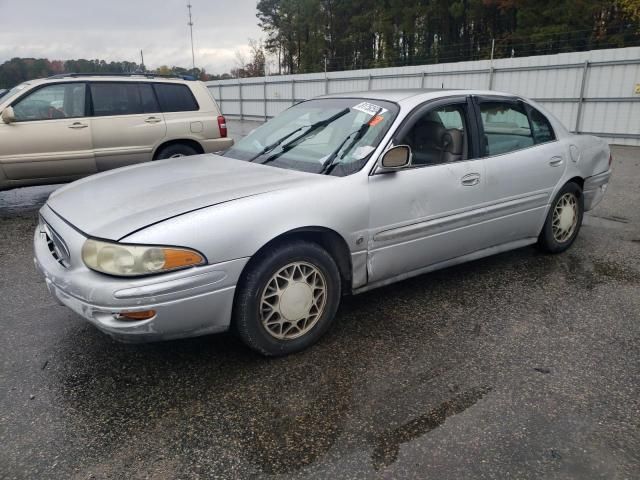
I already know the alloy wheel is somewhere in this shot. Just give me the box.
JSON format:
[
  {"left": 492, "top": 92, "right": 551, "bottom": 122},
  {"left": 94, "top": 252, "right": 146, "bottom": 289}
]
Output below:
[
  {"left": 260, "top": 261, "right": 327, "bottom": 340},
  {"left": 552, "top": 192, "right": 578, "bottom": 242}
]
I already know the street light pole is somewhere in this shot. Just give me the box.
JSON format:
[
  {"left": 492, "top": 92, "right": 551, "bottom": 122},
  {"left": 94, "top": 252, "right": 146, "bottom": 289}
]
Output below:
[{"left": 187, "top": 2, "right": 196, "bottom": 74}]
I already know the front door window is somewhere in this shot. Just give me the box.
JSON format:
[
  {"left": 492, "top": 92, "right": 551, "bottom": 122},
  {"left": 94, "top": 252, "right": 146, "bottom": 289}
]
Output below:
[{"left": 13, "top": 83, "right": 86, "bottom": 121}]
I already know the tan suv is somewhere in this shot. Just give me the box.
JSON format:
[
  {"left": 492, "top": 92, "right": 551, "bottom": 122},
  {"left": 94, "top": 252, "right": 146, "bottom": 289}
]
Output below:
[{"left": 0, "top": 74, "right": 232, "bottom": 191}]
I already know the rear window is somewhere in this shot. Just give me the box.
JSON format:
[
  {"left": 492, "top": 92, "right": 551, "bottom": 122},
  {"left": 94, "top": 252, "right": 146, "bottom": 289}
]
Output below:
[
  {"left": 153, "top": 83, "right": 199, "bottom": 112},
  {"left": 90, "top": 83, "right": 159, "bottom": 116}
]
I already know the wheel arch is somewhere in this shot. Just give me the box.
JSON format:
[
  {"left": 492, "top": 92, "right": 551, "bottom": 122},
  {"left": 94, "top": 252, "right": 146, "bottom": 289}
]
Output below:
[
  {"left": 238, "top": 226, "right": 353, "bottom": 295},
  {"left": 152, "top": 138, "right": 204, "bottom": 159},
  {"left": 566, "top": 175, "right": 584, "bottom": 192}
]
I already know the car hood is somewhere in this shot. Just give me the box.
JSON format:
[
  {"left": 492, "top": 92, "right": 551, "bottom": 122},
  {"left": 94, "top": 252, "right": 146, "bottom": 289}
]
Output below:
[{"left": 47, "top": 154, "right": 325, "bottom": 240}]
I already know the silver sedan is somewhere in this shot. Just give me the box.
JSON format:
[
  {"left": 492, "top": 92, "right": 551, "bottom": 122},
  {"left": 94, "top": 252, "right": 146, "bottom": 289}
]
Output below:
[{"left": 34, "top": 89, "right": 612, "bottom": 356}]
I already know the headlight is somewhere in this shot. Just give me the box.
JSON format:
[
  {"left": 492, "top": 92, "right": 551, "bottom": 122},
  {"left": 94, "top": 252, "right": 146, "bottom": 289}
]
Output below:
[{"left": 81, "top": 239, "right": 205, "bottom": 276}]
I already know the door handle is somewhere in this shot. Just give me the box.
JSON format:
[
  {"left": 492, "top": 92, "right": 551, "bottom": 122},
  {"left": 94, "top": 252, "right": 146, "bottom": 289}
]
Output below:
[
  {"left": 549, "top": 156, "right": 564, "bottom": 167},
  {"left": 461, "top": 173, "right": 481, "bottom": 186},
  {"left": 145, "top": 117, "right": 162, "bottom": 124},
  {"left": 68, "top": 122, "right": 88, "bottom": 129}
]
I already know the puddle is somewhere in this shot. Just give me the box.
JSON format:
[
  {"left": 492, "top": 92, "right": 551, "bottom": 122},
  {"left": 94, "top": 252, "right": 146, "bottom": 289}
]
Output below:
[
  {"left": 0, "top": 184, "right": 60, "bottom": 217},
  {"left": 371, "top": 385, "right": 492, "bottom": 470},
  {"left": 563, "top": 254, "right": 640, "bottom": 289}
]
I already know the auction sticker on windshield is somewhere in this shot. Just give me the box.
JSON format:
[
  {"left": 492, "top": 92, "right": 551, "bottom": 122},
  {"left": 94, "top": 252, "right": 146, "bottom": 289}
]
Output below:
[{"left": 352, "top": 102, "right": 388, "bottom": 116}]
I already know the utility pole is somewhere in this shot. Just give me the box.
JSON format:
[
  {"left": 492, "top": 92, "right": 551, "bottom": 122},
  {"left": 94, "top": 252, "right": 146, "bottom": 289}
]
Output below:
[
  {"left": 187, "top": 2, "right": 196, "bottom": 74},
  {"left": 140, "top": 50, "right": 145, "bottom": 72}
]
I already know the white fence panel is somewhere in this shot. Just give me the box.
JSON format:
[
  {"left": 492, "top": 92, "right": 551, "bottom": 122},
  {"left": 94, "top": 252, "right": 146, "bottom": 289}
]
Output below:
[{"left": 207, "top": 46, "right": 640, "bottom": 145}]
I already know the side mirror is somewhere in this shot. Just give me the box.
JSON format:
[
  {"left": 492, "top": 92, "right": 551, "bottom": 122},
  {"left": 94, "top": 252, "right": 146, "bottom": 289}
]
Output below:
[
  {"left": 1, "top": 106, "right": 15, "bottom": 124},
  {"left": 378, "top": 145, "right": 412, "bottom": 172}
]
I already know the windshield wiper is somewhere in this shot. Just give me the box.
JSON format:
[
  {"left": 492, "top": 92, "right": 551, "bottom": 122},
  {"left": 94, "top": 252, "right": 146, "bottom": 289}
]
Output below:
[
  {"left": 256, "top": 108, "right": 350, "bottom": 165},
  {"left": 247, "top": 125, "right": 308, "bottom": 162},
  {"left": 319, "top": 107, "right": 382, "bottom": 175}
]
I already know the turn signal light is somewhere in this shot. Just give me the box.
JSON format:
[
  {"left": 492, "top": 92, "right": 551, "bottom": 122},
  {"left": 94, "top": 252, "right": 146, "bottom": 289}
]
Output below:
[{"left": 117, "top": 310, "right": 157, "bottom": 321}]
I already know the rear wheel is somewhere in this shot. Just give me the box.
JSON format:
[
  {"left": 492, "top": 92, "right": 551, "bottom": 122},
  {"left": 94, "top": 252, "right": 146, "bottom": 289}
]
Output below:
[
  {"left": 233, "top": 240, "right": 341, "bottom": 356},
  {"left": 155, "top": 143, "right": 199, "bottom": 160},
  {"left": 538, "top": 182, "right": 584, "bottom": 253}
]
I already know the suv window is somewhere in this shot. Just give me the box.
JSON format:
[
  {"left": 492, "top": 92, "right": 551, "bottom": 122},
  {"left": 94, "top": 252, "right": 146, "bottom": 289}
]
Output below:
[
  {"left": 399, "top": 103, "right": 469, "bottom": 165},
  {"left": 528, "top": 107, "right": 555, "bottom": 144},
  {"left": 90, "top": 83, "right": 159, "bottom": 116},
  {"left": 153, "top": 84, "right": 199, "bottom": 112},
  {"left": 479, "top": 101, "right": 534, "bottom": 156},
  {"left": 13, "top": 83, "right": 86, "bottom": 121}
]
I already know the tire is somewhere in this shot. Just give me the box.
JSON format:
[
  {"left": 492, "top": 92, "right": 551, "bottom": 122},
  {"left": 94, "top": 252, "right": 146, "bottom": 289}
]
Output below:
[
  {"left": 233, "top": 240, "right": 342, "bottom": 356},
  {"left": 538, "top": 181, "right": 584, "bottom": 253},
  {"left": 155, "top": 143, "right": 199, "bottom": 160}
]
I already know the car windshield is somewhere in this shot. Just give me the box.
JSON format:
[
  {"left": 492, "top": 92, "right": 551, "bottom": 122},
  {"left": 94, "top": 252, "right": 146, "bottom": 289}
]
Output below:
[
  {"left": 0, "top": 82, "right": 30, "bottom": 102},
  {"left": 223, "top": 98, "right": 399, "bottom": 176}
]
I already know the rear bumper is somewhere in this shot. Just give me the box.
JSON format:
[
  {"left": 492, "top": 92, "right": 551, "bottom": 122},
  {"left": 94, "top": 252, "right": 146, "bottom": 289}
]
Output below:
[
  {"left": 583, "top": 169, "right": 611, "bottom": 211},
  {"left": 34, "top": 205, "right": 247, "bottom": 342},
  {"left": 201, "top": 137, "right": 234, "bottom": 153}
]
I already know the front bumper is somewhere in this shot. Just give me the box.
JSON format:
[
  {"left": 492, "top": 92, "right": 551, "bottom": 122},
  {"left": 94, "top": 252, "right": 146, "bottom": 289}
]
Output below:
[
  {"left": 34, "top": 205, "right": 248, "bottom": 342},
  {"left": 583, "top": 169, "right": 612, "bottom": 211}
]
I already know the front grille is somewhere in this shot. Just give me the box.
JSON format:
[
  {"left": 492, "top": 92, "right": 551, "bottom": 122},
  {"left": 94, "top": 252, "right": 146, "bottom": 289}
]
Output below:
[{"left": 40, "top": 218, "right": 71, "bottom": 268}]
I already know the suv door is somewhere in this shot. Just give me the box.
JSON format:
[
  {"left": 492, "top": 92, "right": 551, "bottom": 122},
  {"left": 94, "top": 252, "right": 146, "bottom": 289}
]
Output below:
[
  {"left": 89, "top": 82, "right": 166, "bottom": 170},
  {"left": 367, "top": 96, "right": 491, "bottom": 283},
  {"left": 473, "top": 96, "right": 564, "bottom": 243},
  {"left": 0, "top": 82, "right": 95, "bottom": 181}
]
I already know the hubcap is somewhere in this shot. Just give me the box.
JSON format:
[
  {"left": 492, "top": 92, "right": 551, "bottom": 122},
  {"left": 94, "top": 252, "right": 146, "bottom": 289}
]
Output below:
[
  {"left": 260, "top": 262, "right": 327, "bottom": 340},
  {"left": 169, "top": 153, "right": 185, "bottom": 158},
  {"left": 552, "top": 193, "right": 578, "bottom": 242}
]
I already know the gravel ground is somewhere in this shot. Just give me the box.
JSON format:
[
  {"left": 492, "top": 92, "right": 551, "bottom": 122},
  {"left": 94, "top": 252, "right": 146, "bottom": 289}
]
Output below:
[{"left": 0, "top": 126, "right": 638, "bottom": 479}]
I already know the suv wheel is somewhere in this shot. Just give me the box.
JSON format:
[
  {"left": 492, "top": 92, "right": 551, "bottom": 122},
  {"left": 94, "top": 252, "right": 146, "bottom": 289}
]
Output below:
[
  {"left": 155, "top": 143, "right": 199, "bottom": 160},
  {"left": 234, "top": 240, "right": 342, "bottom": 356}
]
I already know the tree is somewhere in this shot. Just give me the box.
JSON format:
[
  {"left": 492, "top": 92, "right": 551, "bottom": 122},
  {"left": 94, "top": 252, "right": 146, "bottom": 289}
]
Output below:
[{"left": 256, "top": 0, "right": 640, "bottom": 74}]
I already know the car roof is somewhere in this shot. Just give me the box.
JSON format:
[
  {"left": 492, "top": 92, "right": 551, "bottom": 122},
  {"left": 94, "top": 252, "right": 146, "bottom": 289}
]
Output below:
[
  {"left": 21, "top": 75, "right": 196, "bottom": 87},
  {"left": 321, "top": 88, "right": 520, "bottom": 104}
]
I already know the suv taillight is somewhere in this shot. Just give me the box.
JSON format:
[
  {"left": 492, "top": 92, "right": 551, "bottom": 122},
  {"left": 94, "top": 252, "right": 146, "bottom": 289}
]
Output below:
[{"left": 217, "top": 115, "right": 227, "bottom": 138}]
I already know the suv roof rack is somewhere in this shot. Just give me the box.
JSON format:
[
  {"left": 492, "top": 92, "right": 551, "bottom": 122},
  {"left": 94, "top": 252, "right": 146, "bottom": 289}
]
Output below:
[{"left": 46, "top": 73, "right": 197, "bottom": 81}]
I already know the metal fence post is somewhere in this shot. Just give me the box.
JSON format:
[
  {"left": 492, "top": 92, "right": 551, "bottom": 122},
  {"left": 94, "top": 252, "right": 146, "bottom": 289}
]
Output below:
[
  {"left": 263, "top": 78, "right": 268, "bottom": 121},
  {"left": 325, "top": 77, "right": 329, "bottom": 95},
  {"left": 218, "top": 84, "right": 223, "bottom": 114},
  {"left": 488, "top": 66, "right": 494, "bottom": 90},
  {"left": 575, "top": 60, "right": 589, "bottom": 133},
  {"left": 420, "top": 71, "right": 426, "bottom": 88},
  {"left": 368, "top": 74, "right": 372, "bottom": 91},
  {"left": 291, "top": 78, "right": 296, "bottom": 106},
  {"left": 238, "top": 79, "right": 243, "bottom": 120}
]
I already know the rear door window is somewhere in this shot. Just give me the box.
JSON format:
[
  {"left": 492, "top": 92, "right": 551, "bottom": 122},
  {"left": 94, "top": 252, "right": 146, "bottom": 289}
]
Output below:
[
  {"left": 479, "top": 101, "right": 534, "bottom": 156},
  {"left": 153, "top": 84, "right": 199, "bottom": 112},
  {"left": 528, "top": 107, "right": 556, "bottom": 144},
  {"left": 90, "top": 83, "right": 155, "bottom": 116}
]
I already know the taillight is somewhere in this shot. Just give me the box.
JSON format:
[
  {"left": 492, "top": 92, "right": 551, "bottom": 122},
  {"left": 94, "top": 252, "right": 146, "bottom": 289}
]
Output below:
[{"left": 217, "top": 115, "right": 227, "bottom": 138}]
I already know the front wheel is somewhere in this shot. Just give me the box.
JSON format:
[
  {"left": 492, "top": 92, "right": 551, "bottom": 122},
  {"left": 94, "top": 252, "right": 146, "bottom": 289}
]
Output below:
[
  {"left": 233, "top": 240, "right": 342, "bottom": 356},
  {"left": 538, "top": 182, "right": 584, "bottom": 253}
]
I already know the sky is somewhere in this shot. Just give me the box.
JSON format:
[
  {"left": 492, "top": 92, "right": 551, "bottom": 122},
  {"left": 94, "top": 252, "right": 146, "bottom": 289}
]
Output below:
[{"left": 0, "top": 0, "right": 263, "bottom": 74}]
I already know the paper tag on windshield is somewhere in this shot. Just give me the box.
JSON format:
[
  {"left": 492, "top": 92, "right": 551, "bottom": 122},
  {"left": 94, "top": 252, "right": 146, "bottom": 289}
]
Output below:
[{"left": 352, "top": 102, "right": 388, "bottom": 116}]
